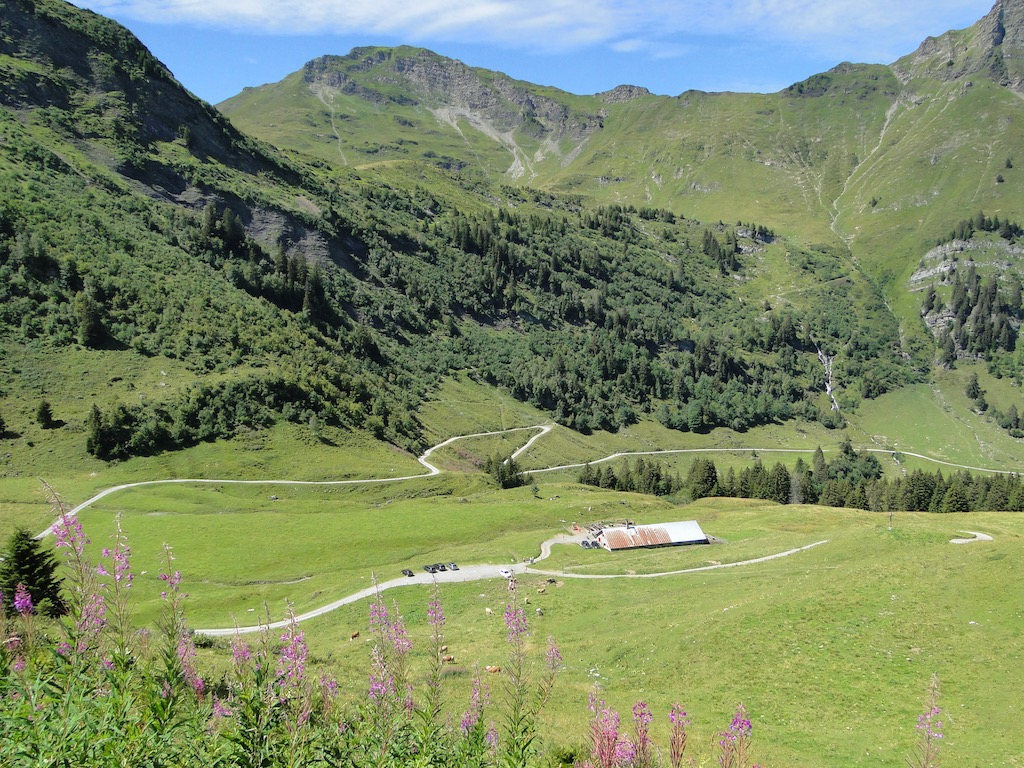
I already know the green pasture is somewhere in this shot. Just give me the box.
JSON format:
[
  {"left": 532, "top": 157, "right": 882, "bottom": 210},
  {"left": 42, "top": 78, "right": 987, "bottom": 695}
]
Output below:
[
  {"left": 186, "top": 500, "right": 1024, "bottom": 768},
  {"left": 5, "top": 372, "right": 1024, "bottom": 766}
]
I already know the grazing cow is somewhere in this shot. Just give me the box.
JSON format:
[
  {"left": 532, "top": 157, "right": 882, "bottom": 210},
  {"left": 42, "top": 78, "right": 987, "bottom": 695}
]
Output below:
[
  {"left": 439, "top": 645, "right": 448, "bottom": 653},
  {"left": 441, "top": 655, "right": 455, "bottom": 664},
  {"left": 350, "top": 631, "right": 360, "bottom": 640},
  {"left": 484, "top": 607, "right": 493, "bottom": 615},
  {"left": 485, "top": 665, "right": 502, "bottom": 674}
]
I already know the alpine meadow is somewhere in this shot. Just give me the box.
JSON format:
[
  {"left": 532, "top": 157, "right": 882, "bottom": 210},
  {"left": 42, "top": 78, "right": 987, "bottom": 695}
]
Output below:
[{"left": 3, "top": 0, "right": 1024, "bottom": 765}]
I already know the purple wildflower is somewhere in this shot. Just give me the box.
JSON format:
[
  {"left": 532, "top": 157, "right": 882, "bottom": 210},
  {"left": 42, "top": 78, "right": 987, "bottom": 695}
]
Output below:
[
  {"left": 485, "top": 723, "right": 499, "bottom": 751},
  {"left": 159, "top": 570, "right": 182, "bottom": 601},
  {"left": 231, "top": 635, "right": 251, "bottom": 670},
  {"left": 631, "top": 701, "right": 654, "bottom": 768},
  {"left": 212, "top": 697, "right": 233, "bottom": 719},
  {"left": 545, "top": 637, "right": 563, "bottom": 672},
  {"left": 460, "top": 675, "right": 484, "bottom": 735},
  {"left": 78, "top": 591, "right": 107, "bottom": 637},
  {"left": 13, "top": 583, "right": 33, "bottom": 616},
  {"left": 390, "top": 616, "right": 412, "bottom": 656},
  {"left": 588, "top": 699, "right": 632, "bottom": 768},
  {"left": 910, "top": 674, "right": 944, "bottom": 768},
  {"left": 668, "top": 704, "right": 691, "bottom": 768},
  {"left": 12, "top": 656, "right": 26, "bottom": 674},
  {"left": 53, "top": 512, "right": 88, "bottom": 557},
  {"left": 320, "top": 675, "right": 339, "bottom": 700},
  {"left": 427, "top": 595, "right": 445, "bottom": 630},
  {"left": 717, "top": 703, "right": 753, "bottom": 768},
  {"left": 110, "top": 540, "right": 132, "bottom": 589},
  {"left": 276, "top": 619, "right": 308, "bottom": 694},
  {"left": 177, "top": 631, "right": 204, "bottom": 696},
  {"left": 369, "top": 598, "right": 389, "bottom": 633},
  {"left": 367, "top": 642, "right": 397, "bottom": 703},
  {"left": 504, "top": 603, "right": 528, "bottom": 645},
  {"left": 916, "top": 706, "right": 944, "bottom": 741}
]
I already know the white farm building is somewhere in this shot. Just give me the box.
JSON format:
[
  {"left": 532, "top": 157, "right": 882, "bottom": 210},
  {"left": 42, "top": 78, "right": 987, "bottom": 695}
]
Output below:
[{"left": 595, "top": 521, "right": 708, "bottom": 551}]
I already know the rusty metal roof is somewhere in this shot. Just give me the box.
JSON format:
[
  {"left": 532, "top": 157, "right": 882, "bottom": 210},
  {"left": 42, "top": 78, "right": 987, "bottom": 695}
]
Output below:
[{"left": 598, "top": 521, "right": 707, "bottom": 550}]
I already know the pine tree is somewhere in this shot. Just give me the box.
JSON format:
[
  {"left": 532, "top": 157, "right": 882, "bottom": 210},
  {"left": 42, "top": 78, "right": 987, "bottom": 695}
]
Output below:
[
  {"left": 36, "top": 400, "right": 54, "bottom": 429},
  {"left": 0, "top": 528, "right": 65, "bottom": 617}
]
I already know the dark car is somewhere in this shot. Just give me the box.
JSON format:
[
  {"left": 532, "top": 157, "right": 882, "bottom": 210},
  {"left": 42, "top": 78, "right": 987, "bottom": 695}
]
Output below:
[
  {"left": 435, "top": 563, "right": 447, "bottom": 572},
  {"left": 402, "top": 569, "right": 414, "bottom": 577},
  {"left": 447, "top": 562, "right": 459, "bottom": 571},
  {"left": 423, "top": 564, "right": 437, "bottom": 573}
]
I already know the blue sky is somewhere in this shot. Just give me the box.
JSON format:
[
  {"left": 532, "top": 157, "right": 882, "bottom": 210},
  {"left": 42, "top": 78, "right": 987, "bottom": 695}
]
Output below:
[{"left": 76, "top": 0, "right": 995, "bottom": 105}]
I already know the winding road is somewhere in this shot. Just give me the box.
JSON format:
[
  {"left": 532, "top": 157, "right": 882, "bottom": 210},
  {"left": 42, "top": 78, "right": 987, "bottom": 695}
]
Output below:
[{"left": 36, "top": 423, "right": 991, "bottom": 634}]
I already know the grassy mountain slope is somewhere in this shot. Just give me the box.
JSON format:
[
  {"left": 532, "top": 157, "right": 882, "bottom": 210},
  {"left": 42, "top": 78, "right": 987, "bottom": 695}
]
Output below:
[
  {"left": 220, "top": 46, "right": 606, "bottom": 181},
  {"left": 2, "top": 0, "right": 928, "bottom": 494},
  {"left": 219, "top": 0, "right": 1024, "bottom": 317}
]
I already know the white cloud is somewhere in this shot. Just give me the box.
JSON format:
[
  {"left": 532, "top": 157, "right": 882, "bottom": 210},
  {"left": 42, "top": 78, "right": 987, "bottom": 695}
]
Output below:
[{"left": 80, "top": 0, "right": 994, "bottom": 62}]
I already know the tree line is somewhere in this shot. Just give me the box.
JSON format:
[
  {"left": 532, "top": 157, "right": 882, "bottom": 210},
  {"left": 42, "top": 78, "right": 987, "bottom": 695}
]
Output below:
[{"left": 579, "top": 441, "right": 1024, "bottom": 512}]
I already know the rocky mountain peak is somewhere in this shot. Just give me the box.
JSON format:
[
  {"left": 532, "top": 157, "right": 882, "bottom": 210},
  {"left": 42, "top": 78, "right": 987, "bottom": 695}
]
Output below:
[
  {"left": 895, "top": 0, "right": 1024, "bottom": 91},
  {"left": 597, "top": 84, "right": 651, "bottom": 103},
  {"left": 302, "top": 46, "right": 603, "bottom": 147}
]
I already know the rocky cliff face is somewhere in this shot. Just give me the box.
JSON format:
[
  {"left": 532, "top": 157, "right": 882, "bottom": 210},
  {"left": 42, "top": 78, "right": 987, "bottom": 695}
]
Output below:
[
  {"left": 895, "top": 0, "right": 1024, "bottom": 91},
  {"left": 303, "top": 47, "right": 602, "bottom": 145}
]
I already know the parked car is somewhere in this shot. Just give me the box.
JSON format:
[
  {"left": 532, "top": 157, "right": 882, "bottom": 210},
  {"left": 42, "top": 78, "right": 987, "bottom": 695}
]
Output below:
[
  {"left": 402, "top": 569, "right": 414, "bottom": 577},
  {"left": 447, "top": 562, "right": 459, "bottom": 571},
  {"left": 423, "top": 564, "right": 437, "bottom": 573},
  {"left": 580, "top": 540, "right": 590, "bottom": 549},
  {"left": 435, "top": 563, "right": 447, "bottom": 572},
  {"left": 498, "top": 568, "right": 513, "bottom": 579}
]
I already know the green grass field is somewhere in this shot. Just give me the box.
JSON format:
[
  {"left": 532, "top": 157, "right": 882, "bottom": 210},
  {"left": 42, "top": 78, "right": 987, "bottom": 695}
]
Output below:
[
  {"left": 5, "top": 372, "right": 1024, "bottom": 766},
  {"left": 176, "top": 499, "right": 1022, "bottom": 768}
]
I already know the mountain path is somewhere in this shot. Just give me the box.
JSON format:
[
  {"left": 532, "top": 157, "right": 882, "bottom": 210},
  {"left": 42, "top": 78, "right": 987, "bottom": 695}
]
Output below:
[{"left": 312, "top": 86, "right": 350, "bottom": 166}]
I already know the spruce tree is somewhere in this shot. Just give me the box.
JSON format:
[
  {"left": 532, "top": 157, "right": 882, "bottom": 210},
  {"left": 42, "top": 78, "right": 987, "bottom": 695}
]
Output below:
[{"left": 0, "top": 528, "right": 65, "bottom": 617}]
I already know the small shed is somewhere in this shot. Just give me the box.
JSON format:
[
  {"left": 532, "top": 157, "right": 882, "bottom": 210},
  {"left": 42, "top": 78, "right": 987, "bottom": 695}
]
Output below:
[{"left": 596, "top": 520, "right": 708, "bottom": 551}]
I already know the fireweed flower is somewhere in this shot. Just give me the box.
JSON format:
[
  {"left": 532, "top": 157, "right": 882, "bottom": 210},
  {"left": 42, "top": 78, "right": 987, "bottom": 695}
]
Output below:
[
  {"left": 545, "top": 637, "right": 563, "bottom": 672},
  {"left": 631, "top": 700, "right": 654, "bottom": 768},
  {"left": 212, "top": 697, "right": 233, "bottom": 719},
  {"left": 460, "top": 675, "right": 484, "bottom": 734},
  {"left": 668, "top": 704, "right": 691, "bottom": 768},
  {"left": 427, "top": 595, "right": 445, "bottom": 630},
  {"left": 13, "top": 583, "right": 33, "bottom": 616},
  {"left": 107, "top": 538, "right": 133, "bottom": 589},
  {"left": 504, "top": 603, "right": 528, "bottom": 645},
  {"left": 588, "top": 699, "right": 631, "bottom": 768},
  {"left": 78, "top": 591, "right": 107, "bottom": 640},
  {"left": 910, "top": 674, "right": 944, "bottom": 768},
  {"left": 177, "top": 631, "right": 204, "bottom": 696},
  {"left": 917, "top": 706, "right": 944, "bottom": 740},
  {"left": 54, "top": 512, "right": 88, "bottom": 557},
  {"left": 159, "top": 570, "right": 182, "bottom": 600},
  {"left": 231, "top": 635, "right": 252, "bottom": 670},
  {"left": 276, "top": 619, "right": 308, "bottom": 695},
  {"left": 717, "top": 703, "right": 753, "bottom": 768}
]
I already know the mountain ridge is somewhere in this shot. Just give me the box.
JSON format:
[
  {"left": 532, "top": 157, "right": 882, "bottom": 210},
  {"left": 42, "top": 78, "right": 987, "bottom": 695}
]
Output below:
[{"left": 219, "top": 0, "right": 1024, "bottom": 304}]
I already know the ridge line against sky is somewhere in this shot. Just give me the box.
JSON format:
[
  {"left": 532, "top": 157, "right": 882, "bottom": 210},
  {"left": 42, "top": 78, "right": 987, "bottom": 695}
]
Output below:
[{"left": 75, "top": 0, "right": 995, "bottom": 105}]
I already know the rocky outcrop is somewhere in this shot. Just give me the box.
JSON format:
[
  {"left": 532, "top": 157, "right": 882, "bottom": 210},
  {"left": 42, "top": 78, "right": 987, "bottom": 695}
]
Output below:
[
  {"left": 303, "top": 48, "right": 602, "bottom": 144},
  {"left": 894, "top": 0, "right": 1024, "bottom": 92},
  {"left": 597, "top": 84, "right": 651, "bottom": 103}
]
